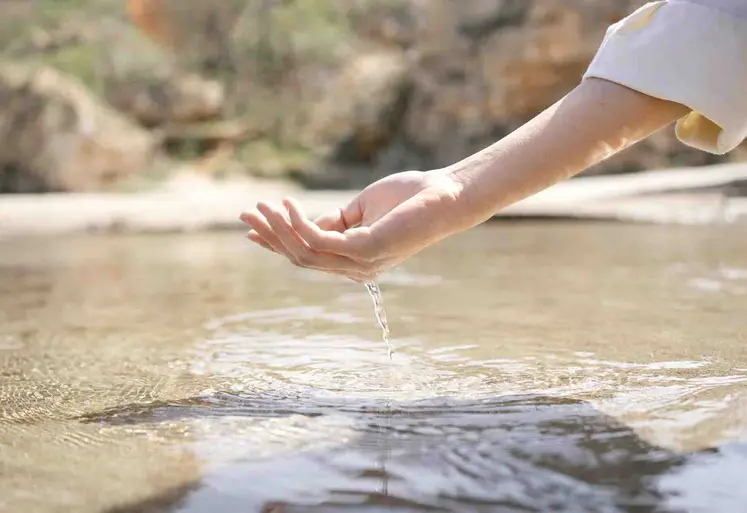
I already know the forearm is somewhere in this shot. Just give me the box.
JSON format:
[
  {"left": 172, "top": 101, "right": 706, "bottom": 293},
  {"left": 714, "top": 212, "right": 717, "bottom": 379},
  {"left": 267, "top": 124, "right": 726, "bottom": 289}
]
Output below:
[{"left": 442, "top": 78, "right": 690, "bottom": 229}]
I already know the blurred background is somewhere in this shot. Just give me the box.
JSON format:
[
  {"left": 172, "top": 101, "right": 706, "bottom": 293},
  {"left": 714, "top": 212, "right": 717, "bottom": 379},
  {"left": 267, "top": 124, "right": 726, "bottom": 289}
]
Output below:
[
  {"left": 2, "top": 4, "right": 747, "bottom": 512},
  {"left": 2, "top": 0, "right": 745, "bottom": 197}
]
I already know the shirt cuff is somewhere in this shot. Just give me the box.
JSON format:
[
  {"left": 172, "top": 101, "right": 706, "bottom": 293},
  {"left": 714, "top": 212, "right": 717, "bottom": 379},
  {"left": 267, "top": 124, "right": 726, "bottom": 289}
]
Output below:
[{"left": 583, "top": 1, "right": 747, "bottom": 155}]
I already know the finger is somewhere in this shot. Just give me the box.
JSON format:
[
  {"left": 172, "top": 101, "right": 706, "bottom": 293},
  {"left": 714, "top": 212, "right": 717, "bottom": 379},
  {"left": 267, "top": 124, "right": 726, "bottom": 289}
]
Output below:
[
  {"left": 321, "top": 268, "right": 371, "bottom": 283},
  {"left": 257, "top": 201, "right": 313, "bottom": 265},
  {"left": 261, "top": 200, "right": 376, "bottom": 275},
  {"left": 239, "top": 208, "right": 290, "bottom": 256},
  {"left": 346, "top": 272, "right": 376, "bottom": 284},
  {"left": 311, "top": 198, "right": 363, "bottom": 232},
  {"left": 249, "top": 223, "right": 367, "bottom": 280},
  {"left": 313, "top": 210, "right": 346, "bottom": 232},
  {"left": 247, "top": 230, "right": 277, "bottom": 253},
  {"left": 286, "top": 198, "right": 369, "bottom": 259}
]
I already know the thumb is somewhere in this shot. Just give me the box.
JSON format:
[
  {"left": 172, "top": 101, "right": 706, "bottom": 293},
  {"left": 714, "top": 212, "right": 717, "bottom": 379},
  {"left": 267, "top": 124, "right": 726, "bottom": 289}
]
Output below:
[{"left": 311, "top": 197, "right": 363, "bottom": 233}]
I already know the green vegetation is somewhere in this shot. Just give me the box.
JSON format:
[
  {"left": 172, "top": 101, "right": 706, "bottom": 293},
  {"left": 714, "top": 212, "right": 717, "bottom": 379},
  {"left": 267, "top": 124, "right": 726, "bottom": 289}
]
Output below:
[
  {"left": 0, "top": 0, "right": 402, "bottom": 185},
  {"left": 234, "top": 139, "right": 317, "bottom": 178}
]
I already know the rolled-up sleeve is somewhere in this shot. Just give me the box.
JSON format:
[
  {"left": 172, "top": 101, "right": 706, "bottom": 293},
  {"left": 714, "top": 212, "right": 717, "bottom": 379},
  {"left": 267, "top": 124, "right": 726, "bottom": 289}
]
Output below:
[{"left": 583, "top": 0, "right": 747, "bottom": 155}]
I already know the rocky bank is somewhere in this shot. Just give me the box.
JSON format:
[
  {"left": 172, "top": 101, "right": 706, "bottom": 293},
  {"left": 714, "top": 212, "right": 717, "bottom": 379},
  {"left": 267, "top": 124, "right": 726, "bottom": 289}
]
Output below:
[{"left": 1, "top": 0, "right": 745, "bottom": 193}]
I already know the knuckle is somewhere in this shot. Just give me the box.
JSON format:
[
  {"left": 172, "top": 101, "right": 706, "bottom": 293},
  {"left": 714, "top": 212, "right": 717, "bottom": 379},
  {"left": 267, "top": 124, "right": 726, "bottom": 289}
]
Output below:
[
  {"left": 296, "top": 251, "right": 316, "bottom": 267},
  {"left": 305, "top": 233, "right": 322, "bottom": 250},
  {"left": 288, "top": 255, "right": 303, "bottom": 267},
  {"left": 296, "top": 254, "right": 311, "bottom": 266},
  {"left": 268, "top": 213, "right": 283, "bottom": 228}
]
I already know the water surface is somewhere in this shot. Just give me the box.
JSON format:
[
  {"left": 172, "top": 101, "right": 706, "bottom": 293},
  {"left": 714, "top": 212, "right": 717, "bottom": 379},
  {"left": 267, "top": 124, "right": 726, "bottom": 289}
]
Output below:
[{"left": 1, "top": 223, "right": 746, "bottom": 512}]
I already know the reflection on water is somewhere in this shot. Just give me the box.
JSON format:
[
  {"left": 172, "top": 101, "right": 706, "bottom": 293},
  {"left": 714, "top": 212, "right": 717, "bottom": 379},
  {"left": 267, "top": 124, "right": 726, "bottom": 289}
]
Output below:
[{"left": 1, "top": 223, "right": 747, "bottom": 512}]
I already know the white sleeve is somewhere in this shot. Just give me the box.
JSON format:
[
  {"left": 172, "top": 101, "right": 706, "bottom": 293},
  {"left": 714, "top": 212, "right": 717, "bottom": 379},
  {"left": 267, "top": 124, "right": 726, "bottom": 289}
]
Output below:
[{"left": 583, "top": 0, "right": 747, "bottom": 155}]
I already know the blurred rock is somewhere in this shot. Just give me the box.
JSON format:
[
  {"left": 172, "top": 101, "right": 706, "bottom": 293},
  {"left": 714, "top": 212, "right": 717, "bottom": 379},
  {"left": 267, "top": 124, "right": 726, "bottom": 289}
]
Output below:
[
  {"left": 126, "top": 0, "right": 247, "bottom": 73},
  {"left": 6, "top": 0, "right": 742, "bottom": 193},
  {"left": 348, "top": 1, "right": 418, "bottom": 50},
  {"left": 292, "top": 48, "right": 412, "bottom": 189},
  {"left": 402, "top": 0, "right": 630, "bottom": 162},
  {"left": 0, "top": 62, "right": 157, "bottom": 193},
  {"left": 390, "top": 0, "right": 663, "bottom": 172},
  {"left": 296, "top": 0, "right": 744, "bottom": 188},
  {"left": 105, "top": 72, "right": 225, "bottom": 126},
  {"left": 54, "top": 17, "right": 228, "bottom": 126}
]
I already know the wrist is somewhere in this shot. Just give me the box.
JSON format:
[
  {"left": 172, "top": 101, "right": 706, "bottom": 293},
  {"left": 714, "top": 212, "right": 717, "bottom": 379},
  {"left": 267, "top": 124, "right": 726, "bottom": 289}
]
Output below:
[
  {"left": 433, "top": 163, "right": 500, "bottom": 229},
  {"left": 422, "top": 167, "right": 482, "bottom": 232}
]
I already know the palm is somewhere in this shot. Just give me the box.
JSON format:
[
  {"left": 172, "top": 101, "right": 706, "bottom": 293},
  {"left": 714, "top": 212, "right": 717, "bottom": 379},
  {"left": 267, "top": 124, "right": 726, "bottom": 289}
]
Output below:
[
  {"left": 354, "top": 171, "right": 432, "bottom": 228},
  {"left": 241, "top": 168, "right": 460, "bottom": 282}
]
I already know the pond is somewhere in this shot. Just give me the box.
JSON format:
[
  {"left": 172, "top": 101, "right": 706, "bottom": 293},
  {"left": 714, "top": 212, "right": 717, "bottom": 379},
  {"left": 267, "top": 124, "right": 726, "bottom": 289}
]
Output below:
[{"left": 1, "top": 222, "right": 746, "bottom": 512}]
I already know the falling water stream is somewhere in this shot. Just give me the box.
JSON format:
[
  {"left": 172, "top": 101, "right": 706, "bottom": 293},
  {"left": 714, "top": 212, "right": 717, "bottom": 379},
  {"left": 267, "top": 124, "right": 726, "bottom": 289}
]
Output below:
[
  {"left": 365, "top": 282, "right": 393, "bottom": 360},
  {"left": 364, "top": 281, "right": 394, "bottom": 497}
]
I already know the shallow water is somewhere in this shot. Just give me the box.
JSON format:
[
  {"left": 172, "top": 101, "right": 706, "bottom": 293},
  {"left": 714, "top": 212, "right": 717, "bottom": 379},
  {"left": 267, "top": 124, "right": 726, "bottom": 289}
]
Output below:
[{"left": 1, "top": 222, "right": 746, "bottom": 513}]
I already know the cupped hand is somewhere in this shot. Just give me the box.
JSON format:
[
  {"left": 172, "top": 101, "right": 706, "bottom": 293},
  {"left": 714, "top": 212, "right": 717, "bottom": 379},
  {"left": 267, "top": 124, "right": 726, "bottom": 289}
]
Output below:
[{"left": 239, "top": 170, "right": 463, "bottom": 282}]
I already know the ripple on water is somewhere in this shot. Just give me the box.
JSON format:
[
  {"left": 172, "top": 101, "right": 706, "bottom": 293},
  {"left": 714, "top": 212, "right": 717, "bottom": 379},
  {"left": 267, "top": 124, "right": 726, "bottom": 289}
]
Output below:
[
  {"left": 3, "top": 227, "right": 747, "bottom": 512},
  {"left": 13, "top": 281, "right": 730, "bottom": 513},
  {"left": 44, "top": 301, "right": 747, "bottom": 512},
  {"left": 166, "top": 389, "right": 688, "bottom": 512},
  {"left": 191, "top": 307, "right": 747, "bottom": 417}
]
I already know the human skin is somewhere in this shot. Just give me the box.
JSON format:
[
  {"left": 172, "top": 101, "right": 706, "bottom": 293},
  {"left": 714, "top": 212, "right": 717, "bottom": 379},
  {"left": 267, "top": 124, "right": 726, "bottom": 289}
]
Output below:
[{"left": 240, "top": 77, "right": 689, "bottom": 282}]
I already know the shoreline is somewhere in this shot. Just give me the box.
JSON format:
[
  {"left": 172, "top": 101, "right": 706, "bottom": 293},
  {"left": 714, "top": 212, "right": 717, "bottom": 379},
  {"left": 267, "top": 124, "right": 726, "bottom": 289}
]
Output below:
[{"left": 2, "top": 163, "right": 746, "bottom": 239}]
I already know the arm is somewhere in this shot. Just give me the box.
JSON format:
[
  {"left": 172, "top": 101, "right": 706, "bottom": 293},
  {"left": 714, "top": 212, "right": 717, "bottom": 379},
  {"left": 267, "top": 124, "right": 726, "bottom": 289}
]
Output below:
[
  {"left": 241, "top": 78, "right": 687, "bottom": 281},
  {"left": 384, "top": 77, "right": 688, "bottom": 238},
  {"left": 242, "top": 0, "right": 746, "bottom": 281}
]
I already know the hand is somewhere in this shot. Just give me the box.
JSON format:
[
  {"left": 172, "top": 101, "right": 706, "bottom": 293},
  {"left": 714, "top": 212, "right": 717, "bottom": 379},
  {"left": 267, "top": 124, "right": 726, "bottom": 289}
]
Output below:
[{"left": 239, "top": 170, "right": 463, "bottom": 282}]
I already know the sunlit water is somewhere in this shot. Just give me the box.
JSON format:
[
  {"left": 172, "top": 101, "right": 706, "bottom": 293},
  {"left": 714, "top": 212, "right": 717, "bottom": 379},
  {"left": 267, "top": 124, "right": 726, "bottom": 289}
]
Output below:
[{"left": 1, "top": 222, "right": 747, "bottom": 512}]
